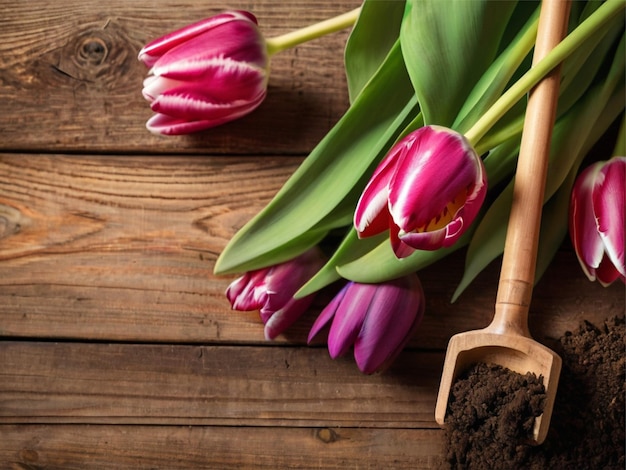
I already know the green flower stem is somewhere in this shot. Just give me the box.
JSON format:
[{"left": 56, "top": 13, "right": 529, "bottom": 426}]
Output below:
[
  {"left": 464, "top": 0, "right": 625, "bottom": 147},
  {"left": 454, "top": 8, "right": 539, "bottom": 136},
  {"left": 265, "top": 7, "right": 361, "bottom": 57},
  {"left": 474, "top": 115, "right": 525, "bottom": 157}
]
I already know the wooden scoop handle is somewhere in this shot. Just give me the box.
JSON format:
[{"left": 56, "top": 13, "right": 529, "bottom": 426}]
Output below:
[{"left": 492, "top": 0, "right": 571, "bottom": 336}]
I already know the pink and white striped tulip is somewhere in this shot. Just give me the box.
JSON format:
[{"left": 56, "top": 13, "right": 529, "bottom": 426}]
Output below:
[
  {"left": 138, "top": 11, "right": 269, "bottom": 135},
  {"left": 569, "top": 156, "right": 625, "bottom": 286},
  {"left": 307, "top": 275, "right": 425, "bottom": 374},
  {"left": 226, "top": 247, "right": 326, "bottom": 340},
  {"left": 354, "top": 125, "right": 487, "bottom": 258}
]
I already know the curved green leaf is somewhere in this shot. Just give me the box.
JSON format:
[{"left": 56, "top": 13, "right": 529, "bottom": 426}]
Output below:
[
  {"left": 400, "top": 0, "right": 517, "bottom": 127},
  {"left": 336, "top": 227, "right": 475, "bottom": 284},
  {"left": 534, "top": 170, "right": 574, "bottom": 284},
  {"left": 482, "top": 136, "right": 521, "bottom": 189},
  {"left": 344, "top": 0, "right": 406, "bottom": 102}
]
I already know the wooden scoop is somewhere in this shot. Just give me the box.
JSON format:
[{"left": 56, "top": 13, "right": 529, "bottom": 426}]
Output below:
[{"left": 435, "top": 0, "right": 571, "bottom": 445}]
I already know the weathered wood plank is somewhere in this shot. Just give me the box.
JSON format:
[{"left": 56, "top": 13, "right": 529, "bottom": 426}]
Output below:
[
  {"left": 0, "top": 0, "right": 359, "bottom": 154},
  {"left": 0, "top": 342, "right": 443, "bottom": 428},
  {"left": 0, "top": 424, "right": 444, "bottom": 469},
  {"left": 1, "top": 156, "right": 622, "bottom": 346},
  {"left": 0, "top": 154, "right": 293, "bottom": 343}
]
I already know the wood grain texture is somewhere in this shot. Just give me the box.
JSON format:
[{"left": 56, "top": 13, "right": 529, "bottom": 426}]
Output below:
[
  {"left": 0, "top": 425, "right": 444, "bottom": 469},
  {"left": 0, "top": 0, "right": 359, "bottom": 154},
  {"left": 0, "top": 156, "right": 622, "bottom": 346},
  {"left": 0, "top": 342, "right": 442, "bottom": 427}
]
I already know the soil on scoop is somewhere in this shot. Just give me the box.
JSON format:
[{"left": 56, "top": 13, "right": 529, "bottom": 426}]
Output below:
[{"left": 442, "top": 316, "right": 625, "bottom": 470}]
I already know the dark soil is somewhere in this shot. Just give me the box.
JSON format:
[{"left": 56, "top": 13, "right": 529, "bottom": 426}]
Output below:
[{"left": 442, "top": 316, "right": 625, "bottom": 470}]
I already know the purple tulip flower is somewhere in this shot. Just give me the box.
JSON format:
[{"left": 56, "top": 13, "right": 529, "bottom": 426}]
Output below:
[
  {"left": 138, "top": 11, "right": 269, "bottom": 135},
  {"left": 226, "top": 247, "right": 326, "bottom": 340},
  {"left": 354, "top": 125, "right": 487, "bottom": 258},
  {"left": 569, "top": 156, "right": 625, "bottom": 286},
  {"left": 308, "top": 275, "right": 425, "bottom": 374}
]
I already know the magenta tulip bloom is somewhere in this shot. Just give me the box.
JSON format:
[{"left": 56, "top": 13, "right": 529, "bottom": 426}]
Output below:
[
  {"left": 307, "top": 275, "right": 425, "bottom": 374},
  {"left": 569, "top": 157, "right": 625, "bottom": 286},
  {"left": 354, "top": 125, "right": 487, "bottom": 258},
  {"left": 226, "top": 247, "right": 326, "bottom": 340},
  {"left": 138, "top": 11, "right": 269, "bottom": 135}
]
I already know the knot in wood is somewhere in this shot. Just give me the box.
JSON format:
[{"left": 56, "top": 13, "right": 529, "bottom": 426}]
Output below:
[
  {"left": 19, "top": 448, "right": 40, "bottom": 464},
  {"left": 77, "top": 37, "right": 109, "bottom": 66},
  {"left": 47, "top": 22, "right": 135, "bottom": 88},
  {"left": 316, "top": 428, "right": 338, "bottom": 444},
  {"left": 0, "top": 204, "right": 23, "bottom": 239}
]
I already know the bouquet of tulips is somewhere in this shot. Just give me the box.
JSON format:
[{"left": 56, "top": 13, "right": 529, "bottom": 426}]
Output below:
[{"left": 139, "top": 0, "right": 625, "bottom": 374}]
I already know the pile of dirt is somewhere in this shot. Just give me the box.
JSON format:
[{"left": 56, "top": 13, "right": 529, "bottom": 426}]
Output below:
[{"left": 442, "top": 316, "right": 625, "bottom": 469}]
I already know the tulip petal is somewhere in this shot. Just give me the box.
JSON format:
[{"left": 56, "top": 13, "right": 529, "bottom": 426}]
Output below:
[
  {"left": 354, "top": 144, "right": 402, "bottom": 237},
  {"left": 312, "top": 275, "right": 425, "bottom": 373},
  {"left": 263, "top": 295, "right": 315, "bottom": 340},
  {"left": 188, "top": 59, "right": 267, "bottom": 102},
  {"left": 147, "top": 89, "right": 266, "bottom": 134},
  {"left": 225, "top": 269, "right": 269, "bottom": 311},
  {"left": 354, "top": 188, "right": 390, "bottom": 238},
  {"left": 398, "top": 227, "right": 446, "bottom": 251},
  {"left": 593, "top": 157, "right": 625, "bottom": 278},
  {"left": 570, "top": 163, "right": 606, "bottom": 280},
  {"left": 389, "top": 221, "right": 416, "bottom": 258},
  {"left": 138, "top": 11, "right": 259, "bottom": 67},
  {"left": 146, "top": 114, "right": 224, "bottom": 135},
  {"left": 327, "top": 283, "right": 376, "bottom": 359},
  {"left": 151, "top": 44, "right": 267, "bottom": 81},
  {"left": 142, "top": 75, "right": 185, "bottom": 102},
  {"left": 263, "top": 249, "right": 325, "bottom": 313},
  {"left": 354, "top": 276, "right": 424, "bottom": 374},
  {"left": 307, "top": 285, "right": 346, "bottom": 343},
  {"left": 152, "top": 23, "right": 266, "bottom": 80},
  {"left": 389, "top": 127, "right": 479, "bottom": 233},
  {"left": 151, "top": 71, "right": 266, "bottom": 120},
  {"left": 595, "top": 254, "right": 623, "bottom": 286}
]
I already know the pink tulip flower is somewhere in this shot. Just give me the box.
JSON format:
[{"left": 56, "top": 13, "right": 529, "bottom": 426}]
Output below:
[
  {"left": 354, "top": 125, "right": 487, "bottom": 258},
  {"left": 569, "top": 156, "right": 625, "bottom": 286},
  {"left": 226, "top": 247, "right": 326, "bottom": 340},
  {"left": 138, "top": 11, "right": 269, "bottom": 135},
  {"left": 308, "top": 275, "right": 425, "bottom": 374}
]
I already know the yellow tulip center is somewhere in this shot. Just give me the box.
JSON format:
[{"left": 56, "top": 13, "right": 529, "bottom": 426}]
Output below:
[{"left": 418, "top": 188, "right": 467, "bottom": 233}]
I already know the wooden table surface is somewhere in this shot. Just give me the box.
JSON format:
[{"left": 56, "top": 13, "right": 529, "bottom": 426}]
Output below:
[{"left": 0, "top": 1, "right": 623, "bottom": 468}]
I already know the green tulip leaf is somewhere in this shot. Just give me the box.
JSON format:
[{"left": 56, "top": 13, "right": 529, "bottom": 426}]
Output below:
[
  {"left": 344, "top": 0, "right": 406, "bottom": 102},
  {"left": 336, "top": 228, "right": 474, "bottom": 284},
  {"left": 232, "top": 228, "right": 330, "bottom": 275},
  {"left": 534, "top": 171, "right": 574, "bottom": 284},
  {"left": 400, "top": 0, "right": 518, "bottom": 127},
  {"left": 482, "top": 136, "right": 522, "bottom": 189},
  {"left": 613, "top": 117, "right": 625, "bottom": 156}
]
